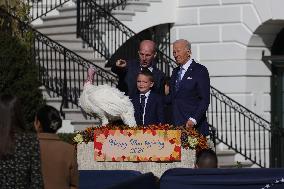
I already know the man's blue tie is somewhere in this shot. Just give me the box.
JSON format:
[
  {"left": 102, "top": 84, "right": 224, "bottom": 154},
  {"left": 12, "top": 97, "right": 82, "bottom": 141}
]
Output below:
[{"left": 175, "top": 67, "right": 183, "bottom": 91}]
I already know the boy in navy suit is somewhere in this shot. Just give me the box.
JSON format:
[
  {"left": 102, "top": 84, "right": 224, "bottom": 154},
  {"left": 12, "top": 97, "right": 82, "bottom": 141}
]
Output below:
[{"left": 131, "top": 70, "right": 165, "bottom": 126}]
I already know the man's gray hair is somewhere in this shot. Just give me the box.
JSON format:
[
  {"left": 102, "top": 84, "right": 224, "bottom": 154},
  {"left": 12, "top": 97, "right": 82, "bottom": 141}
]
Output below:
[{"left": 174, "top": 39, "right": 191, "bottom": 50}]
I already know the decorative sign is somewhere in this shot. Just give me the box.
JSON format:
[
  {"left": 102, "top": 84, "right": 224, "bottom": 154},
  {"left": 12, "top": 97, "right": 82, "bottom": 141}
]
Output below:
[{"left": 94, "top": 130, "right": 181, "bottom": 162}]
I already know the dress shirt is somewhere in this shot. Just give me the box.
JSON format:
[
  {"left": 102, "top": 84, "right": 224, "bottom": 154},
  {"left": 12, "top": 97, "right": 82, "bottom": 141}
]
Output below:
[
  {"left": 180, "top": 58, "right": 193, "bottom": 79},
  {"left": 141, "top": 66, "right": 153, "bottom": 72},
  {"left": 140, "top": 90, "right": 151, "bottom": 124}
]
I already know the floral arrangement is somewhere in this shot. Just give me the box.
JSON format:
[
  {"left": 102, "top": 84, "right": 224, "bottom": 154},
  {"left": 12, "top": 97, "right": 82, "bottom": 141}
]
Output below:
[{"left": 73, "top": 124, "right": 209, "bottom": 151}]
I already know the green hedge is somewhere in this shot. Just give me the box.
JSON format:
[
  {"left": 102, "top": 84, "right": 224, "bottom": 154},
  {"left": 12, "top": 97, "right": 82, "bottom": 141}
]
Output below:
[
  {"left": 0, "top": 31, "right": 44, "bottom": 130},
  {"left": 0, "top": 2, "right": 44, "bottom": 130},
  {"left": 58, "top": 133, "right": 77, "bottom": 145}
]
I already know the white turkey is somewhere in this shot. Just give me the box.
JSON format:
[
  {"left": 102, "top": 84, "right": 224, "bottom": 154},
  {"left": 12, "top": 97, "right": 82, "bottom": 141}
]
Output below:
[{"left": 79, "top": 67, "right": 137, "bottom": 127}]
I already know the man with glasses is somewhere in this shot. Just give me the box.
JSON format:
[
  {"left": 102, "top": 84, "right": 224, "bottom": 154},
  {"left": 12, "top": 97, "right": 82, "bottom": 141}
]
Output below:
[{"left": 111, "top": 40, "right": 165, "bottom": 97}]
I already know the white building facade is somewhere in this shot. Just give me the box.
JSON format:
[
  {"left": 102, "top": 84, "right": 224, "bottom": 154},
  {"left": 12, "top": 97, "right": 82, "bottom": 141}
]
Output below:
[{"left": 172, "top": 0, "right": 284, "bottom": 122}]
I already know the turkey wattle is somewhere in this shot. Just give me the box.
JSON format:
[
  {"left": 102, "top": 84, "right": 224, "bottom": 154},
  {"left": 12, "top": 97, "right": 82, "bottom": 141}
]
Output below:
[{"left": 79, "top": 67, "right": 137, "bottom": 127}]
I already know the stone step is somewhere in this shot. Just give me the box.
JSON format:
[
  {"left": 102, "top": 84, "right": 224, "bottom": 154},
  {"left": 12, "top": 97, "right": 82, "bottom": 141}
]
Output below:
[
  {"left": 112, "top": 10, "right": 135, "bottom": 21},
  {"left": 216, "top": 150, "right": 236, "bottom": 164},
  {"left": 42, "top": 4, "right": 77, "bottom": 19},
  {"left": 57, "top": 40, "right": 91, "bottom": 50},
  {"left": 38, "top": 64, "right": 112, "bottom": 74},
  {"left": 39, "top": 69, "right": 115, "bottom": 85},
  {"left": 55, "top": 40, "right": 115, "bottom": 56},
  {"left": 215, "top": 140, "right": 268, "bottom": 167},
  {"left": 35, "top": 17, "right": 76, "bottom": 28},
  {"left": 148, "top": 0, "right": 163, "bottom": 2},
  {"left": 63, "top": 108, "right": 96, "bottom": 120},
  {"left": 36, "top": 56, "right": 105, "bottom": 64},
  {"left": 47, "top": 33, "right": 82, "bottom": 41},
  {"left": 36, "top": 12, "right": 130, "bottom": 56},
  {"left": 219, "top": 160, "right": 253, "bottom": 168},
  {"left": 37, "top": 25, "right": 76, "bottom": 35},
  {"left": 217, "top": 149, "right": 253, "bottom": 167},
  {"left": 35, "top": 45, "right": 94, "bottom": 55},
  {"left": 44, "top": 9, "right": 121, "bottom": 29},
  {"left": 57, "top": 4, "right": 76, "bottom": 13},
  {"left": 57, "top": 120, "right": 75, "bottom": 133},
  {"left": 53, "top": 1, "right": 142, "bottom": 22},
  {"left": 38, "top": 65, "right": 91, "bottom": 74},
  {"left": 42, "top": 70, "right": 87, "bottom": 81},
  {"left": 72, "top": 120, "right": 101, "bottom": 131},
  {"left": 45, "top": 96, "right": 62, "bottom": 110},
  {"left": 216, "top": 131, "right": 269, "bottom": 150},
  {"left": 207, "top": 116, "right": 268, "bottom": 131},
  {"left": 214, "top": 125, "right": 266, "bottom": 132},
  {"left": 124, "top": 1, "right": 150, "bottom": 12},
  {"left": 39, "top": 74, "right": 112, "bottom": 86},
  {"left": 36, "top": 47, "right": 100, "bottom": 60},
  {"left": 39, "top": 7, "right": 129, "bottom": 33},
  {"left": 36, "top": 59, "right": 100, "bottom": 69},
  {"left": 40, "top": 86, "right": 59, "bottom": 98},
  {"left": 44, "top": 96, "right": 81, "bottom": 114}
]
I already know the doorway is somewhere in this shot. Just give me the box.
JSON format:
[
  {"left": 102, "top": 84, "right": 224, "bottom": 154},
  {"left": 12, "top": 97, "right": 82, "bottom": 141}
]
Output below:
[
  {"left": 270, "top": 28, "right": 284, "bottom": 167},
  {"left": 271, "top": 28, "right": 284, "bottom": 128}
]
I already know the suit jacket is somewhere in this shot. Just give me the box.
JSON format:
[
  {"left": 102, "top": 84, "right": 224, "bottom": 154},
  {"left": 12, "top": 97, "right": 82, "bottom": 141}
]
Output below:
[
  {"left": 131, "top": 91, "right": 165, "bottom": 125},
  {"left": 111, "top": 60, "right": 165, "bottom": 97},
  {"left": 0, "top": 132, "right": 44, "bottom": 189},
  {"left": 170, "top": 60, "right": 210, "bottom": 135},
  {"left": 38, "top": 133, "right": 78, "bottom": 189}
]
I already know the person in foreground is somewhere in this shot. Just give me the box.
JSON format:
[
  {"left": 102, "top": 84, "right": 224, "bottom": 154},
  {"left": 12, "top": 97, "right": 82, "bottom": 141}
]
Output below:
[
  {"left": 111, "top": 39, "right": 165, "bottom": 97},
  {"left": 169, "top": 39, "right": 210, "bottom": 136},
  {"left": 0, "top": 94, "right": 44, "bottom": 188},
  {"left": 195, "top": 149, "right": 218, "bottom": 168},
  {"left": 131, "top": 70, "right": 165, "bottom": 125},
  {"left": 34, "top": 105, "right": 78, "bottom": 189}
]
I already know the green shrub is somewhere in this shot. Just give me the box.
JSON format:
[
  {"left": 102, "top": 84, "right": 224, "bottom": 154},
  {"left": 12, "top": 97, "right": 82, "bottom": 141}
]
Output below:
[
  {"left": 0, "top": 1, "right": 44, "bottom": 130},
  {"left": 0, "top": 32, "right": 44, "bottom": 130},
  {"left": 58, "top": 133, "right": 77, "bottom": 145},
  {"left": 0, "top": 0, "right": 30, "bottom": 36}
]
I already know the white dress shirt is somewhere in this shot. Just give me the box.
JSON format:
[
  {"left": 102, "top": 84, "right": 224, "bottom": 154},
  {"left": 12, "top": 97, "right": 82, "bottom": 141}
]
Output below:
[
  {"left": 140, "top": 66, "right": 153, "bottom": 72},
  {"left": 180, "top": 58, "right": 192, "bottom": 79},
  {"left": 140, "top": 90, "right": 151, "bottom": 124}
]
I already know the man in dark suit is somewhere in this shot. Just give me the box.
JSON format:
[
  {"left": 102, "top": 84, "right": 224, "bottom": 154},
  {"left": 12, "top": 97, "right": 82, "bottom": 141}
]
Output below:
[
  {"left": 169, "top": 39, "right": 210, "bottom": 136},
  {"left": 111, "top": 40, "right": 165, "bottom": 97},
  {"left": 131, "top": 70, "right": 165, "bottom": 125}
]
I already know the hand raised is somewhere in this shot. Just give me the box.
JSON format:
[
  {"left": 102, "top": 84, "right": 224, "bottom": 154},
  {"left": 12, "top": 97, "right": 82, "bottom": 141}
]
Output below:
[{"left": 116, "top": 59, "right": 127, "bottom": 68}]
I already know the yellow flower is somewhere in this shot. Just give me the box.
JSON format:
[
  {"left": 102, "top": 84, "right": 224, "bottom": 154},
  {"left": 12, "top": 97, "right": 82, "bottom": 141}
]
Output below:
[
  {"left": 188, "top": 136, "right": 198, "bottom": 148},
  {"left": 73, "top": 133, "right": 83, "bottom": 144}
]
